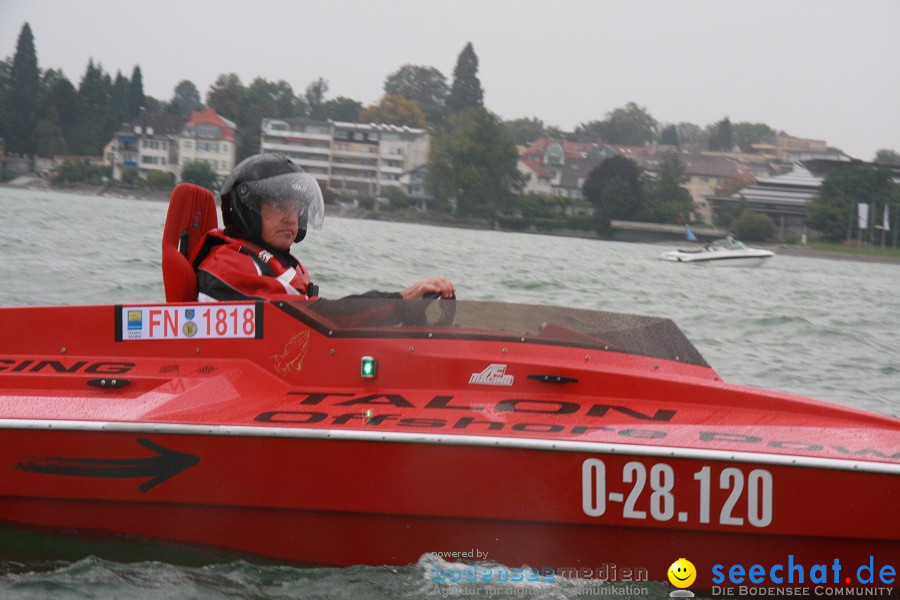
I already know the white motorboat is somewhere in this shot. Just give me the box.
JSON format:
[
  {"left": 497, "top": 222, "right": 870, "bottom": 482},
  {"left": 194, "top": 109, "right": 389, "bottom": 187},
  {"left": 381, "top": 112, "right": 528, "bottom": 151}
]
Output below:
[{"left": 659, "top": 240, "right": 775, "bottom": 266}]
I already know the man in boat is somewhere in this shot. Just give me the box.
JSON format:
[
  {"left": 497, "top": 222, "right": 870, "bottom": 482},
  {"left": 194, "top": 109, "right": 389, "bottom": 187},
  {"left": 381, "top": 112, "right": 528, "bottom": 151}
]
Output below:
[{"left": 192, "top": 153, "right": 454, "bottom": 303}]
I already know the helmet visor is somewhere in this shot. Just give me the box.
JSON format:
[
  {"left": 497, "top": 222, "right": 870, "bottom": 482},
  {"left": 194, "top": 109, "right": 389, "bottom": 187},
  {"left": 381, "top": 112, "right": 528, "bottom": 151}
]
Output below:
[{"left": 237, "top": 172, "right": 325, "bottom": 230}]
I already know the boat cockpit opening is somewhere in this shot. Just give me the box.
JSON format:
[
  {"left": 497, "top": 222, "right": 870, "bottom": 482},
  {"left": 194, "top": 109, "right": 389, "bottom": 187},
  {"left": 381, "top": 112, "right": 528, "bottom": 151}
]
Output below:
[{"left": 275, "top": 298, "right": 709, "bottom": 367}]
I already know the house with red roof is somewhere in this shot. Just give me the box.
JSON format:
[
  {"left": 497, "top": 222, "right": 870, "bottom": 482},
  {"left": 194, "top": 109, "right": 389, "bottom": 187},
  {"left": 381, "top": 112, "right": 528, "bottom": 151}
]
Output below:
[
  {"left": 104, "top": 107, "right": 236, "bottom": 184},
  {"left": 518, "top": 137, "right": 763, "bottom": 223},
  {"left": 517, "top": 137, "right": 611, "bottom": 210},
  {"left": 177, "top": 107, "right": 237, "bottom": 183},
  {"left": 611, "top": 145, "right": 757, "bottom": 224}
]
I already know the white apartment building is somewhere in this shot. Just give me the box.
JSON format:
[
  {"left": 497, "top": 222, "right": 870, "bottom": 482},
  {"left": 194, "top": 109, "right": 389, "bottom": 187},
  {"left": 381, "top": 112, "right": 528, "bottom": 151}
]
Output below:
[
  {"left": 105, "top": 112, "right": 183, "bottom": 181},
  {"left": 104, "top": 108, "right": 236, "bottom": 184},
  {"left": 260, "top": 118, "right": 430, "bottom": 197}
]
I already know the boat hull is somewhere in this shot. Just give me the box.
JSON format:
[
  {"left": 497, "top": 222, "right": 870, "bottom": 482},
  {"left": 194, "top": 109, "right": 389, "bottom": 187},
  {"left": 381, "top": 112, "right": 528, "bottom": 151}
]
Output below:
[
  {"left": 0, "top": 300, "right": 897, "bottom": 591},
  {"left": 1, "top": 424, "right": 898, "bottom": 589},
  {"left": 659, "top": 242, "right": 775, "bottom": 267},
  {"left": 661, "top": 254, "right": 773, "bottom": 267},
  {"left": 659, "top": 249, "right": 775, "bottom": 266}
]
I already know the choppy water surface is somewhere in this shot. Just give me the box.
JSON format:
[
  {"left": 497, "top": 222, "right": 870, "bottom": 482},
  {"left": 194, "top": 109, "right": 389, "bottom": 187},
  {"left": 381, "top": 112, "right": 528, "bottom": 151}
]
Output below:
[{"left": 0, "top": 187, "right": 897, "bottom": 599}]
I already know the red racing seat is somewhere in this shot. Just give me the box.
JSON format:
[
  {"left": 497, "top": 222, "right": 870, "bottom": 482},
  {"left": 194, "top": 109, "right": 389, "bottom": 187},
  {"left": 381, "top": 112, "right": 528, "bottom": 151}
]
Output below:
[{"left": 162, "top": 183, "right": 219, "bottom": 302}]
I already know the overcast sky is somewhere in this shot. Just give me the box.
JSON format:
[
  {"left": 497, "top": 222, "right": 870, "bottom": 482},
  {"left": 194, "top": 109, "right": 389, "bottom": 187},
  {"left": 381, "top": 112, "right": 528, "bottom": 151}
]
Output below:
[{"left": 2, "top": 0, "right": 898, "bottom": 160}]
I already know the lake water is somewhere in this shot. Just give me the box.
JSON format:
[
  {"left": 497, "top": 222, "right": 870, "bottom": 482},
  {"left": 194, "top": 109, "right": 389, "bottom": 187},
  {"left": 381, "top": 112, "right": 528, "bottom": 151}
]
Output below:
[{"left": 0, "top": 187, "right": 897, "bottom": 599}]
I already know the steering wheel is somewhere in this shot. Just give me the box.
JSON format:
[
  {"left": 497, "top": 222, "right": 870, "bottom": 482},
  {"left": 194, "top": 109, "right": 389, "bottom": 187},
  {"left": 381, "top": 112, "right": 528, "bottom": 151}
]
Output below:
[{"left": 403, "top": 292, "right": 456, "bottom": 327}]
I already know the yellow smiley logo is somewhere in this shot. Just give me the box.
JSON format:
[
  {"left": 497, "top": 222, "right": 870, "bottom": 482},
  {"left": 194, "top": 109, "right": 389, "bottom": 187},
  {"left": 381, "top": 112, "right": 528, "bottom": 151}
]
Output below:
[{"left": 668, "top": 558, "right": 697, "bottom": 588}]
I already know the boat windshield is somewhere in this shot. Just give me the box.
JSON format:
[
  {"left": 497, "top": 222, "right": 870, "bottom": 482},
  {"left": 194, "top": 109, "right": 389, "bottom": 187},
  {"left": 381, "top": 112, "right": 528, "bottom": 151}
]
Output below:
[
  {"left": 711, "top": 239, "right": 746, "bottom": 250},
  {"left": 277, "top": 298, "right": 708, "bottom": 367}
]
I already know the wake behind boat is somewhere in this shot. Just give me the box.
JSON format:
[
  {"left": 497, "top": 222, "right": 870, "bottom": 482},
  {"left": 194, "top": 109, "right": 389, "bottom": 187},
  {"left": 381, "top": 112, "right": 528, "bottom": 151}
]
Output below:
[{"left": 660, "top": 239, "right": 775, "bottom": 266}]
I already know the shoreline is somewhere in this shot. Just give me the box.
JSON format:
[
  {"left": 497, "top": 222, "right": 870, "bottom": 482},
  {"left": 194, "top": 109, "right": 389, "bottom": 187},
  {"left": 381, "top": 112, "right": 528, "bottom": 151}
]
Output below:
[
  {"left": 4, "top": 181, "right": 898, "bottom": 266},
  {"left": 758, "top": 244, "right": 900, "bottom": 265}
]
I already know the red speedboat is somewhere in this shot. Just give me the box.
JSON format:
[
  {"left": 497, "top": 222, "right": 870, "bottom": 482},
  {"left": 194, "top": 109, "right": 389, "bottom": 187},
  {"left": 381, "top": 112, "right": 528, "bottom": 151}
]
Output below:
[{"left": 0, "top": 185, "right": 897, "bottom": 592}]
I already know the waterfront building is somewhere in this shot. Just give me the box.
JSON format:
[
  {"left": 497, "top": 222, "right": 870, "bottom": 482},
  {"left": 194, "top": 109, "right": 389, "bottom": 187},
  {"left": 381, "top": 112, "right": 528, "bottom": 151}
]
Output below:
[
  {"left": 707, "top": 162, "right": 823, "bottom": 234},
  {"left": 105, "top": 111, "right": 183, "bottom": 181},
  {"left": 177, "top": 107, "right": 237, "bottom": 183},
  {"left": 259, "top": 118, "right": 430, "bottom": 198},
  {"left": 104, "top": 108, "right": 236, "bottom": 184},
  {"left": 517, "top": 138, "right": 605, "bottom": 201}
]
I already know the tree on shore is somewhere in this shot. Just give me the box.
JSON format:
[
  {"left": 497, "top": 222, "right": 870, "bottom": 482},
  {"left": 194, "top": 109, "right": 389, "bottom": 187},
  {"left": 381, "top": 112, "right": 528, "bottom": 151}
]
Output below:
[
  {"left": 127, "top": 65, "right": 144, "bottom": 119},
  {"left": 575, "top": 102, "right": 658, "bottom": 146},
  {"left": 0, "top": 23, "right": 145, "bottom": 160},
  {"left": 205, "top": 72, "right": 369, "bottom": 160},
  {"left": 384, "top": 64, "right": 447, "bottom": 127},
  {"left": 658, "top": 125, "right": 679, "bottom": 146},
  {"left": 234, "top": 77, "right": 301, "bottom": 160},
  {"left": 108, "top": 71, "right": 131, "bottom": 132},
  {"left": 734, "top": 210, "right": 776, "bottom": 241},
  {"left": 35, "top": 69, "right": 77, "bottom": 156},
  {"left": 583, "top": 155, "right": 644, "bottom": 237},
  {"left": 674, "top": 122, "right": 706, "bottom": 148},
  {"left": 206, "top": 73, "right": 243, "bottom": 123},
  {"left": 806, "top": 164, "right": 898, "bottom": 241},
  {"left": 732, "top": 122, "right": 778, "bottom": 153},
  {"left": 446, "top": 43, "right": 483, "bottom": 115},
  {"left": 304, "top": 77, "right": 328, "bottom": 120},
  {"left": 640, "top": 151, "right": 693, "bottom": 223},
  {"left": 360, "top": 94, "right": 427, "bottom": 128},
  {"left": 502, "top": 117, "right": 547, "bottom": 146},
  {"left": 70, "top": 59, "right": 112, "bottom": 155},
  {"left": 707, "top": 117, "right": 734, "bottom": 151},
  {"left": 318, "top": 96, "right": 363, "bottom": 122},
  {"left": 4, "top": 23, "right": 41, "bottom": 157},
  {"left": 181, "top": 160, "right": 219, "bottom": 190},
  {"left": 603, "top": 102, "right": 658, "bottom": 146},
  {"left": 170, "top": 80, "right": 202, "bottom": 118},
  {"left": 874, "top": 149, "right": 900, "bottom": 163},
  {"left": 428, "top": 107, "right": 522, "bottom": 218}
]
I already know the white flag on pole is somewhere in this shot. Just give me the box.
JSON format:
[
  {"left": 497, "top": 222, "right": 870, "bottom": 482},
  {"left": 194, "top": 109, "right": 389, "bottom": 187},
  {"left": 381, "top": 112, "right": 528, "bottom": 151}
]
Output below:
[
  {"left": 884, "top": 204, "right": 891, "bottom": 231},
  {"left": 858, "top": 203, "right": 869, "bottom": 229}
]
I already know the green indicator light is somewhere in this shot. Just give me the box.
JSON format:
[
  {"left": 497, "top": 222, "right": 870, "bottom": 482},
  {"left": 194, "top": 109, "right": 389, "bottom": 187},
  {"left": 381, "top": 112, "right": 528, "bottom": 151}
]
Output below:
[{"left": 360, "top": 356, "right": 377, "bottom": 378}]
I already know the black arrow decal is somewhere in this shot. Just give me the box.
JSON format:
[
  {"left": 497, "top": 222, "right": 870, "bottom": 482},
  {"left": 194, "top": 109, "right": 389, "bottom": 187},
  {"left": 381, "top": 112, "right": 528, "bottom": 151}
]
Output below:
[{"left": 17, "top": 438, "right": 200, "bottom": 493}]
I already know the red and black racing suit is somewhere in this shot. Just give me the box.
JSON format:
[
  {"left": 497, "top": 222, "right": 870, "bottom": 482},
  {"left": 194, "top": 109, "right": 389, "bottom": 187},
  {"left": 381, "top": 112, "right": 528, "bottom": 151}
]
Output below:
[
  {"left": 192, "top": 229, "right": 406, "bottom": 326},
  {"left": 193, "top": 230, "right": 317, "bottom": 302}
]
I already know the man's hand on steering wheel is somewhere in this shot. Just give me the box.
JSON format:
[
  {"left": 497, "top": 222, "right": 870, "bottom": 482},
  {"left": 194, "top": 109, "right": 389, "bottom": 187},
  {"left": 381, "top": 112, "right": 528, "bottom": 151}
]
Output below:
[
  {"left": 400, "top": 277, "right": 455, "bottom": 300},
  {"left": 400, "top": 277, "right": 456, "bottom": 327}
]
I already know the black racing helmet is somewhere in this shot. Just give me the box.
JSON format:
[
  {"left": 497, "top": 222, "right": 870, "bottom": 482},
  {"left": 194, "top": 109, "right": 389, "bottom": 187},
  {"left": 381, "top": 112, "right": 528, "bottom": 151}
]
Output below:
[{"left": 220, "top": 153, "right": 324, "bottom": 244}]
